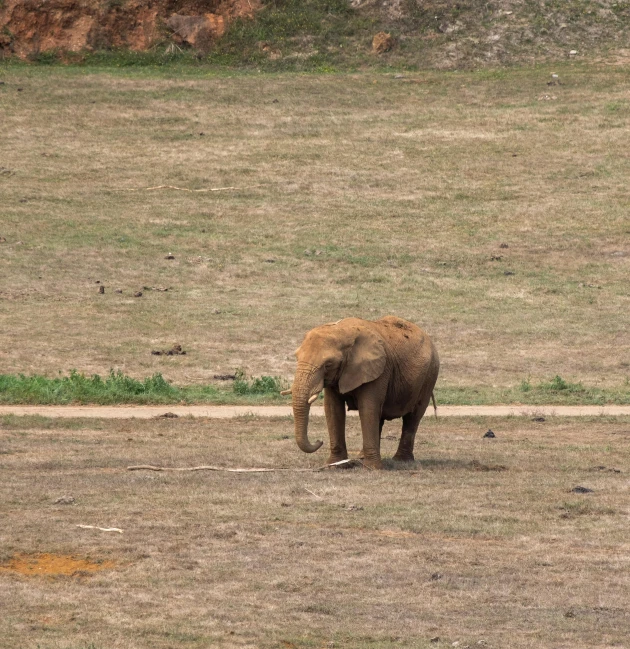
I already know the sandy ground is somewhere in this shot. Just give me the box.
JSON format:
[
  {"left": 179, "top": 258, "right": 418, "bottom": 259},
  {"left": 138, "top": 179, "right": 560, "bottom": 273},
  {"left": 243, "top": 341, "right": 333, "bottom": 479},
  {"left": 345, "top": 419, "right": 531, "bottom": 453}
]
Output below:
[{"left": 1, "top": 404, "right": 629, "bottom": 419}]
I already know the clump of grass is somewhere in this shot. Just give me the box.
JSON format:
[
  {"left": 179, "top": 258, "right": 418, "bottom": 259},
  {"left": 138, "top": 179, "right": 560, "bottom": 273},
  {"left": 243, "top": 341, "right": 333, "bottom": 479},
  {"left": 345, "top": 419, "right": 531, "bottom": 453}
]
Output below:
[
  {"left": 232, "top": 369, "right": 285, "bottom": 396},
  {"left": 541, "top": 375, "right": 584, "bottom": 393},
  {"left": 0, "top": 370, "right": 187, "bottom": 405}
]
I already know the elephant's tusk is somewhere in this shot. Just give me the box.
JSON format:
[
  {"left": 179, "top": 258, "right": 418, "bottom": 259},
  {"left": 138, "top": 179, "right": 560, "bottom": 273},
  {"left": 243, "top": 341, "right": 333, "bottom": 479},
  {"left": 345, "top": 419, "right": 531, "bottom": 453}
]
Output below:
[
  {"left": 307, "top": 392, "right": 321, "bottom": 405},
  {"left": 280, "top": 389, "right": 292, "bottom": 396}
]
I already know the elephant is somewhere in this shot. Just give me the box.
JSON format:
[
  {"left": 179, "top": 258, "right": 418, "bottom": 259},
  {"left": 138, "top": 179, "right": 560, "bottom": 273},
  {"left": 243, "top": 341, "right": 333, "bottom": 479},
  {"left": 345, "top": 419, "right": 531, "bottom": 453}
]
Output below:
[{"left": 283, "top": 316, "right": 439, "bottom": 470}]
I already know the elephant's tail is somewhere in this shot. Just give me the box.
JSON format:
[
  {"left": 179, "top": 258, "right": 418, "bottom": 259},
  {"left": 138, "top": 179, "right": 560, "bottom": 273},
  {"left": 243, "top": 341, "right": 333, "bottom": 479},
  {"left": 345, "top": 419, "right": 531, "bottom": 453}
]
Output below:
[{"left": 431, "top": 392, "right": 437, "bottom": 419}]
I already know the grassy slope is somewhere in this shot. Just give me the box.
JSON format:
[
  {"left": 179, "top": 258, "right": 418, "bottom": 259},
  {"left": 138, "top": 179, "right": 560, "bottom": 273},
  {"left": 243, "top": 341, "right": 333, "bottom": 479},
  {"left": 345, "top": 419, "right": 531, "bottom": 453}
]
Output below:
[
  {"left": 0, "top": 66, "right": 629, "bottom": 402},
  {"left": 14, "top": 0, "right": 630, "bottom": 71},
  {"left": 0, "top": 64, "right": 628, "bottom": 405}
]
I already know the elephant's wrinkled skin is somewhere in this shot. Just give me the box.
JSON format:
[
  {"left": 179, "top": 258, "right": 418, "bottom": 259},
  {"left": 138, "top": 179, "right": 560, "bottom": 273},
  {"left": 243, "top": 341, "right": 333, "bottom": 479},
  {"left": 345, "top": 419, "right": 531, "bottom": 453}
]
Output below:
[{"left": 288, "top": 316, "right": 439, "bottom": 469}]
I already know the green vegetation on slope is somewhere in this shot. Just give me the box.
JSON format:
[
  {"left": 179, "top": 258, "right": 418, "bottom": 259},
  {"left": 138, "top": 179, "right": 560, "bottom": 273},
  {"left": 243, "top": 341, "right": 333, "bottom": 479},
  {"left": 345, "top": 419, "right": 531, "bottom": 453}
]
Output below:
[{"left": 10, "top": 0, "right": 630, "bottom": 70}]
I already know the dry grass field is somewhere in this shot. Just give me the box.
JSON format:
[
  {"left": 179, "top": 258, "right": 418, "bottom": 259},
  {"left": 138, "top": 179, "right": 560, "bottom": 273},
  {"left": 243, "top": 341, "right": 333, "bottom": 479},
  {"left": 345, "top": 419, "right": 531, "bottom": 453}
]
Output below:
[
  {"left": 1, "top": 413, "right": 629, "bottom": 648},
  {"left": 1, "top": 64, "right": 629, "bottom": 401}
]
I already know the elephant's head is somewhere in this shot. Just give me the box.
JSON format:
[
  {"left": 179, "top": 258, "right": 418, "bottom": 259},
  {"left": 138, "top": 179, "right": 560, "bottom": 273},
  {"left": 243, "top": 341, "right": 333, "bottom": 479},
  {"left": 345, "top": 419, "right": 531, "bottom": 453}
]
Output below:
[{"left": 288, "top": 318, "right": 387, "bottom": 454}]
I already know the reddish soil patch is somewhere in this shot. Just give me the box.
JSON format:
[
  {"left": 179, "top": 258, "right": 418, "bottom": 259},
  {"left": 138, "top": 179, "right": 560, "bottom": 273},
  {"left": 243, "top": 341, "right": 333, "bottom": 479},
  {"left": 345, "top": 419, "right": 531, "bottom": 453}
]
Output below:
[{"left": 0, "top": 553, "right": 115, "bottom": 577}]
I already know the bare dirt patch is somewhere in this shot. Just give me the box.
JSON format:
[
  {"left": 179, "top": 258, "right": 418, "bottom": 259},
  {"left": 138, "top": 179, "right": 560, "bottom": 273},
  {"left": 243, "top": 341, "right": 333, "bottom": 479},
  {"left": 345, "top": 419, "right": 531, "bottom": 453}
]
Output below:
[{"left": 0, "top": 553, "right": 116, "bottom": 578}]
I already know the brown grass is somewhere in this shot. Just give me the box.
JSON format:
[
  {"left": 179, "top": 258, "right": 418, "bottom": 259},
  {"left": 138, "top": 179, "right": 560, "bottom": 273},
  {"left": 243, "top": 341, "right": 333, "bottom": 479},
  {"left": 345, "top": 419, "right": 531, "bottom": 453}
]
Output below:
[
  {"left": 1, "top": 413, "right": 629, "bottom": 648},
  {"left": 0, "top": 65, "right": 629, "bottom": 396}
]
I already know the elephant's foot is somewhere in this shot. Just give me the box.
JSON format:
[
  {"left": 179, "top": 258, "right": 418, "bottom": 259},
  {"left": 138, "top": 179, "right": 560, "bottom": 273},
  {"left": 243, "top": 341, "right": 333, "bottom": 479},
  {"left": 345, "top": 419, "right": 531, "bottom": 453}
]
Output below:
[
  {"left": 392, "top": 452, "right": 415, "bottom": 463},
  {"left": 361, "top": 456, "right": 384, "bottom": 470}
]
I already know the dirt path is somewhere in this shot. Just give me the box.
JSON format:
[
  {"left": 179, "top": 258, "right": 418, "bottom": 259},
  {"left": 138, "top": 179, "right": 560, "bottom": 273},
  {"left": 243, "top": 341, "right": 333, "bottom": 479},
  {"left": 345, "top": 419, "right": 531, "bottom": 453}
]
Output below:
[{"left": 1, "top": 405, "right": 629, "bottom": 419}]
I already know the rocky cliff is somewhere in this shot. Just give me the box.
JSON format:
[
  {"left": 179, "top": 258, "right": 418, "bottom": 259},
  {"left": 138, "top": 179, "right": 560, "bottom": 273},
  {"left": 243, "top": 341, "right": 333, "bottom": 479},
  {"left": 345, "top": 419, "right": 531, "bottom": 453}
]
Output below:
[{"left": 0, "top": 0, "right": 260, "bottom": 58}]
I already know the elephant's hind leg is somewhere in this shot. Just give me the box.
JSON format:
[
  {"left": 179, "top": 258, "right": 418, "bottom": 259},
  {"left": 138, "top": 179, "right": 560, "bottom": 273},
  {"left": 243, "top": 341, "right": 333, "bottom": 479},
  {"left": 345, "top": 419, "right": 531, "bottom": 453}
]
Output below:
[{"left": 393, "top": 395, "right": 431, "bottom": 462}]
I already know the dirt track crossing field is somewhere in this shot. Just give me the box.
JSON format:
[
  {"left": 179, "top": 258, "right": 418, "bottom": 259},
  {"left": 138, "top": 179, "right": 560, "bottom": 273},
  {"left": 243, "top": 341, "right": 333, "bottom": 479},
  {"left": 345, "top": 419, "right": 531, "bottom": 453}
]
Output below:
[{"left": 2, "top": 405, "right": 630, "bottom": 419}]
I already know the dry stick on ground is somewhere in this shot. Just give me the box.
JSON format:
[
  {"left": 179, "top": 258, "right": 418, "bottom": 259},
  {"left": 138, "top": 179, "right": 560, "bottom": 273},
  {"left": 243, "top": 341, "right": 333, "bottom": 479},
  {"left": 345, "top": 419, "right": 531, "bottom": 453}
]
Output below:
[
  {"left": 126, "top": 459, "right": 364, "bottom": 473},
  {"left": 124, "top": 184, "right": 271, "bottom": 193}
]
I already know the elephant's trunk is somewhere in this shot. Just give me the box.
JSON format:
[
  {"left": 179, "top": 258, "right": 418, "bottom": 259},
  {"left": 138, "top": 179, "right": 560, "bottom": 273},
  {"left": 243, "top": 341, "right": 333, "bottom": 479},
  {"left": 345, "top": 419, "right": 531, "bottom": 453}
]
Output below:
[{"left": 292, "top": 366, "right": 324, "bottom": 454}]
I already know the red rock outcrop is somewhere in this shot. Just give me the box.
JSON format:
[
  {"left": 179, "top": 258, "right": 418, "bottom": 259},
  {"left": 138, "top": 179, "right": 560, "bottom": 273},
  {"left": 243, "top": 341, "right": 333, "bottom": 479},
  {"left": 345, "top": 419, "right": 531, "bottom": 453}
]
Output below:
[{"left": 0, "top": 0, "right": 260, "bottom": 58}]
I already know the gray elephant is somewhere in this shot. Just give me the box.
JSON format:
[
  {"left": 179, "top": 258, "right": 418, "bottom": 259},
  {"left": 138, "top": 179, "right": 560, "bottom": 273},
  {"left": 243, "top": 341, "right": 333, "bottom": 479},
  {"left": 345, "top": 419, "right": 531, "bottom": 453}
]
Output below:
[{"left": 283, "top": 316, "right": 439, "bottom": 469}]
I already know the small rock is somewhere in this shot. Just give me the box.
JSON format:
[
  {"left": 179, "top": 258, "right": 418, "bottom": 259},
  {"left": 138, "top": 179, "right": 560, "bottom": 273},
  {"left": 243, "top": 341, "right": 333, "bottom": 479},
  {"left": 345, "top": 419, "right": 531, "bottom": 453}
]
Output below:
[
  {"left": 165, "top": 253, "right": 175, "bottom": 260},
  {"left": 54, "top": 496, "right": 75, "bottom": 505},
  {"left": 304, "top": 249, "right": 313, "bottom": 256},
  {"left": 98, "top": 285, "right": 105, "bottom": 294},
  {"left": 17, "top": 87, "right": 23, "bottom": 92},
  {"left": 272, "top": 98, "right": 279, "bottom": 103},
  {"left": 569, "top": 50, "right": 577, "bottom": 56},
  {"left": 430, "top": 572, "right": 443, "bottom": 581},
  {"left": 571, "top": 486, "right": 594, "bottom": 493},
  {"left": 372, "top": 32, "right": 395, "bottom": 54},
  {"left": 394, "top": 74, "right": 405, "bottom": 79},
  {"left": 483, "top": 429, "right": 496, "bottom": 438},
  {"left": 504, "top": 270, "right": 515, "bottom": 276},
  {"left": 134, "top": 291, "right": 143, "bottom": 298},
  {"left": 490, "top": 255, "right": 503, "bottom": 261},
  {"left": 531, "top": 416, "right": 545, "bottom": 422},
  {"left": 499, "top": 243, "right": 509, "bottom": 249},
  {"left": 115, "top": 289, "right": 123, "bottom": 294},
  {"left": 264, "top": 258, "right": 276, "bottom": 263},
  {"left": 430, "top": 638, "right": 440, "bottom": 644},
  {"left": 0, "top": 236, "right": 6, "bottom": 243},
  {"left": 156, "top": 412, "right": 178, "bottom": 419},
  {"left": 199, "top": 132, "right": 205, "bottom": 136},
  {"left": 565, "top": 609, "right": 575, "bottom": 618}
]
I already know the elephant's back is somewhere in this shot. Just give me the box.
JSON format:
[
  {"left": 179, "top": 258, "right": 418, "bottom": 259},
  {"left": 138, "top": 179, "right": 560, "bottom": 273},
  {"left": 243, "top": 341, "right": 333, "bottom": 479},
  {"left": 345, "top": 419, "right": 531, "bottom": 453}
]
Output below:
[
  {"left": 374, "top": 315, "right": 438, "bottom": 369},
  {"left": 374, "top": 316, "right": 426, "bottom": 345}
]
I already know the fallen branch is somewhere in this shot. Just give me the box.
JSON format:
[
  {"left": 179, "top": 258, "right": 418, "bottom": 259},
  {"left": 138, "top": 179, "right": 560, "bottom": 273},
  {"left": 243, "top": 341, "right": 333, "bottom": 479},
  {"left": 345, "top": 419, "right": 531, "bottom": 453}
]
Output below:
[
  {"left": 77, "top": 524, "right": 123, "bottom": 533},
  {"left": 127, "top": 459, "right": 368, "bottom": 473},
  {"left": 125, "top": 184, "right": 269, "bottom": 193},
  {"left": 127, "top": 464, "right": 279, "bottom": 473}
]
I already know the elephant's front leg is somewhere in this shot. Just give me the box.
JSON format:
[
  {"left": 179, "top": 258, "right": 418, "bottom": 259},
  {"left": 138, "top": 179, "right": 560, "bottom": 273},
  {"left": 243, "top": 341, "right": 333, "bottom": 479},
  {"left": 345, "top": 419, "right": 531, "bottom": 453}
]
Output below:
[
  {"left": 357, "top": 393, "right": 384, "bottom": 470},
  {"left": 358, "top": 419, "right": 383, "bottom": 460},
  {"left": 324, "top": 387, "right": 347, "bottom": 464}
]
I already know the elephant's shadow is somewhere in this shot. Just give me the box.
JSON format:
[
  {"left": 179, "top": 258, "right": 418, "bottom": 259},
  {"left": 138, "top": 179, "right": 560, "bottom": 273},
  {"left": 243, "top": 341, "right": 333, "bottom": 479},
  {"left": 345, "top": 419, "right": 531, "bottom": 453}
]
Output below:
[{"left": 375, "top": 457, "right": 474, "bottom": 471}]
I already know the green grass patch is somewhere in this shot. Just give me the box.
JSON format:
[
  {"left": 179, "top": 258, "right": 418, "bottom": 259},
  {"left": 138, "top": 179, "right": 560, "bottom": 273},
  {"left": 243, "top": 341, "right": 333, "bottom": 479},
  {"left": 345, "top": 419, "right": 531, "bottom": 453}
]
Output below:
[
  {"left": 232, "top": 369, "right": 287, "bottom": 395},
  {"left": 0, "top": 370, "right": 189, "bottom": 405},
  {"left": 0, "top": 372, "right": 627, "bottom": 405}
]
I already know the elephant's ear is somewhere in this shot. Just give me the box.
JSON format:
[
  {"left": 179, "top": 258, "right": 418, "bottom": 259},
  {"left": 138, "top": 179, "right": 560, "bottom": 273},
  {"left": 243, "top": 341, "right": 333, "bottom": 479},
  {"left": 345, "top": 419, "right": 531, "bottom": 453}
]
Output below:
[{"left": 338, "top": 328, "right": 387, "bottom": 394}]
